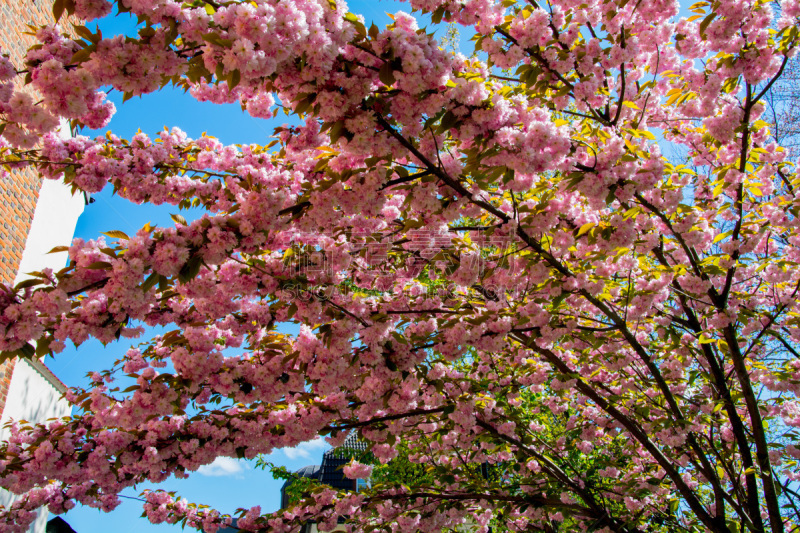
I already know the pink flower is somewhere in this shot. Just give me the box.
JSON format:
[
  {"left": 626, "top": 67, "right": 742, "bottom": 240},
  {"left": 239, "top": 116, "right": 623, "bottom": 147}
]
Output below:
[{"left": 343, "top": 461, "right": 373, "bottom": 480}]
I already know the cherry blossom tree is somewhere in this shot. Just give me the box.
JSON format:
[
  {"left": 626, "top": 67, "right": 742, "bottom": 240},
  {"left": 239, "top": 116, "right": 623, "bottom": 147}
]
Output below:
[
  {"left": 759, "top": 0, "right": 800, "bottom": 158},
  {"left": 0, "top": 0, "right": 799, "bottom": 531}
]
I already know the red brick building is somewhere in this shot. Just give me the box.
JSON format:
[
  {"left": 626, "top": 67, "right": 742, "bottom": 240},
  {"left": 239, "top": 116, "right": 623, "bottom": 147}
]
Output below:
[
  {"left": 0, "top": 0, "right": 82, "bottom": 427},
  {"left": 0, "top": 0, "right": 52, "bottom": 421},
  {"left": 0, "top": 4, "right": 83, "bottom": 531},
  {"left": 0, "top": 0, "right": 56, "bottom": 280}
]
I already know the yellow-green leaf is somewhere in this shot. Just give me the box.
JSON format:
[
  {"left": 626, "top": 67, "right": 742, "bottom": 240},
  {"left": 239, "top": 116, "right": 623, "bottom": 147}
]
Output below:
[
  {"left": 577, "top": 222, "right": 595, "bottom": 237},
  {"left": 102, "top": 230, "right": 130, "bottom": 240}
]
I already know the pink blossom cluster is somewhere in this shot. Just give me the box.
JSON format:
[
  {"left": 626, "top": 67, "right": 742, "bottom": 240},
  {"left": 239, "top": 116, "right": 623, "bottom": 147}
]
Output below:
[{"left": 0, "top": 0, "right": 798, "bottom": 531}]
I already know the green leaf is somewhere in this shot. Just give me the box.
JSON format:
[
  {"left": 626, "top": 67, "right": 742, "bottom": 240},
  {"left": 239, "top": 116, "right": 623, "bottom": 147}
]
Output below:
[
  {"left": 46, "top": 246, "right": 70, "bottom": 254},
  {"left": 178, "top": 256, "right": 203, "bottom": 283},
  {"left": 712, "top": 230, "right": 733, "bottom": 244},
  {"left": 102, "top": 230, "right": 130, "bottom": 240},
  {"left": 294, "top": 97, "right": 311, "bottom": 115},
  {"left": 712, "top": 179, "right": 726, "bottom": 197},
  {"left": 201, "top": 32, "right": 233, "bottom": 48},
  {"left": 353, "top": 20, "right": 367, "bottom": 38},
  {"left": 70, "top": 47, "right": 95, "bottom": 64},
  {"left": 73, "top": 25, "right": 95, "bottom": 43},
  {"left": 229, "top": 69, "right": 241, "bottom": 90},
  {"left": 329, "top": 121, "right": 344, "bottom": 143},
  {"left": 438, "top": 110, "right": 458, "bottom": 132},
  {"left": 668, "top": 499, "right": 679, "bottom": 514},
  {"left": 14, "top": 279, "right": 42, "bottom": 290},
  {"left": 698, "top": 333, "right": 715, "bottom": 344},
  {"left": 564, "top": 171, "right": 584, "bottom": 190},
  {"left": 142, "top": 273, "right": 160, "bottom": 293},
  {"left": 576, "top": 222, "right": 594, "bottom": 237},
  {"left": 379, "top": 62, "right": 396, "bottom": 86},
  {"left": 698, "top": 12, "right": 717, "bottom": 36},
  {"left": 35, "top": 338, "right": 53, "bottom": 357},
  {"left": 18, "top": 343, "right": 35, "bottom": 359},
  {"left": 551, "top": 292, "right": 568, "bottom": 308},
  {"left": 170, "top": 213, "right": 187, "bottom": 225},
  {"left": 86, "top": 261, "right": 112, "bottom": 269},
  {"left": 53, "top": 0, "right": 66, "bottom": 21},
  {"left": 605, "top": 185, "right": 618, "bottom": 205},
  {"left": 391, "top": 331, "right": 407, "bottom": 345}
]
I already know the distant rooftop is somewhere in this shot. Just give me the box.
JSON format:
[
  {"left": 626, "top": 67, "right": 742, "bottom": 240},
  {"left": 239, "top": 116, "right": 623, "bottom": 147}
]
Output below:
[{"left": 280, "top": 434, "right": 369, "bottom": 509}]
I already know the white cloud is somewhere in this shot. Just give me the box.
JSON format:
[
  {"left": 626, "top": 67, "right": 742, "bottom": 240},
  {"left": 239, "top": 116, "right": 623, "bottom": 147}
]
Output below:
[
  {"left": 197, "top": 457, "right": 248, "bottom": 478},
  {"left": 283, "top": 438, "right": 328, "bottom": 461}
]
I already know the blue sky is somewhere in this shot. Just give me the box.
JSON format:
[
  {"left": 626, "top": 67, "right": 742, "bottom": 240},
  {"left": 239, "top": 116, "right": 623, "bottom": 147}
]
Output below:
[{"left": 41, "top": 0, "right": 417, "bottom": 531}]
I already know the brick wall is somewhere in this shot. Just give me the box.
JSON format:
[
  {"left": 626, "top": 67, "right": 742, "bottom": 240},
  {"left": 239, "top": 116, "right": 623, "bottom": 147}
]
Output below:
[
  {"left": 0, "top": 360, "right": 12, "bottom": 417},
  {"left": 0, "top": 1, "right": 56, "bottom": 284},
  {"left": 0, "top": 0, "right": 69, "bottom": 416}
]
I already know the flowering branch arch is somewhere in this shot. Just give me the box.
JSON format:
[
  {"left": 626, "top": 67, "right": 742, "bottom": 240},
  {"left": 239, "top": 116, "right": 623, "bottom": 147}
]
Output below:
[{"left": 0, "top": 0, "right": 799, "bottom": 531}]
